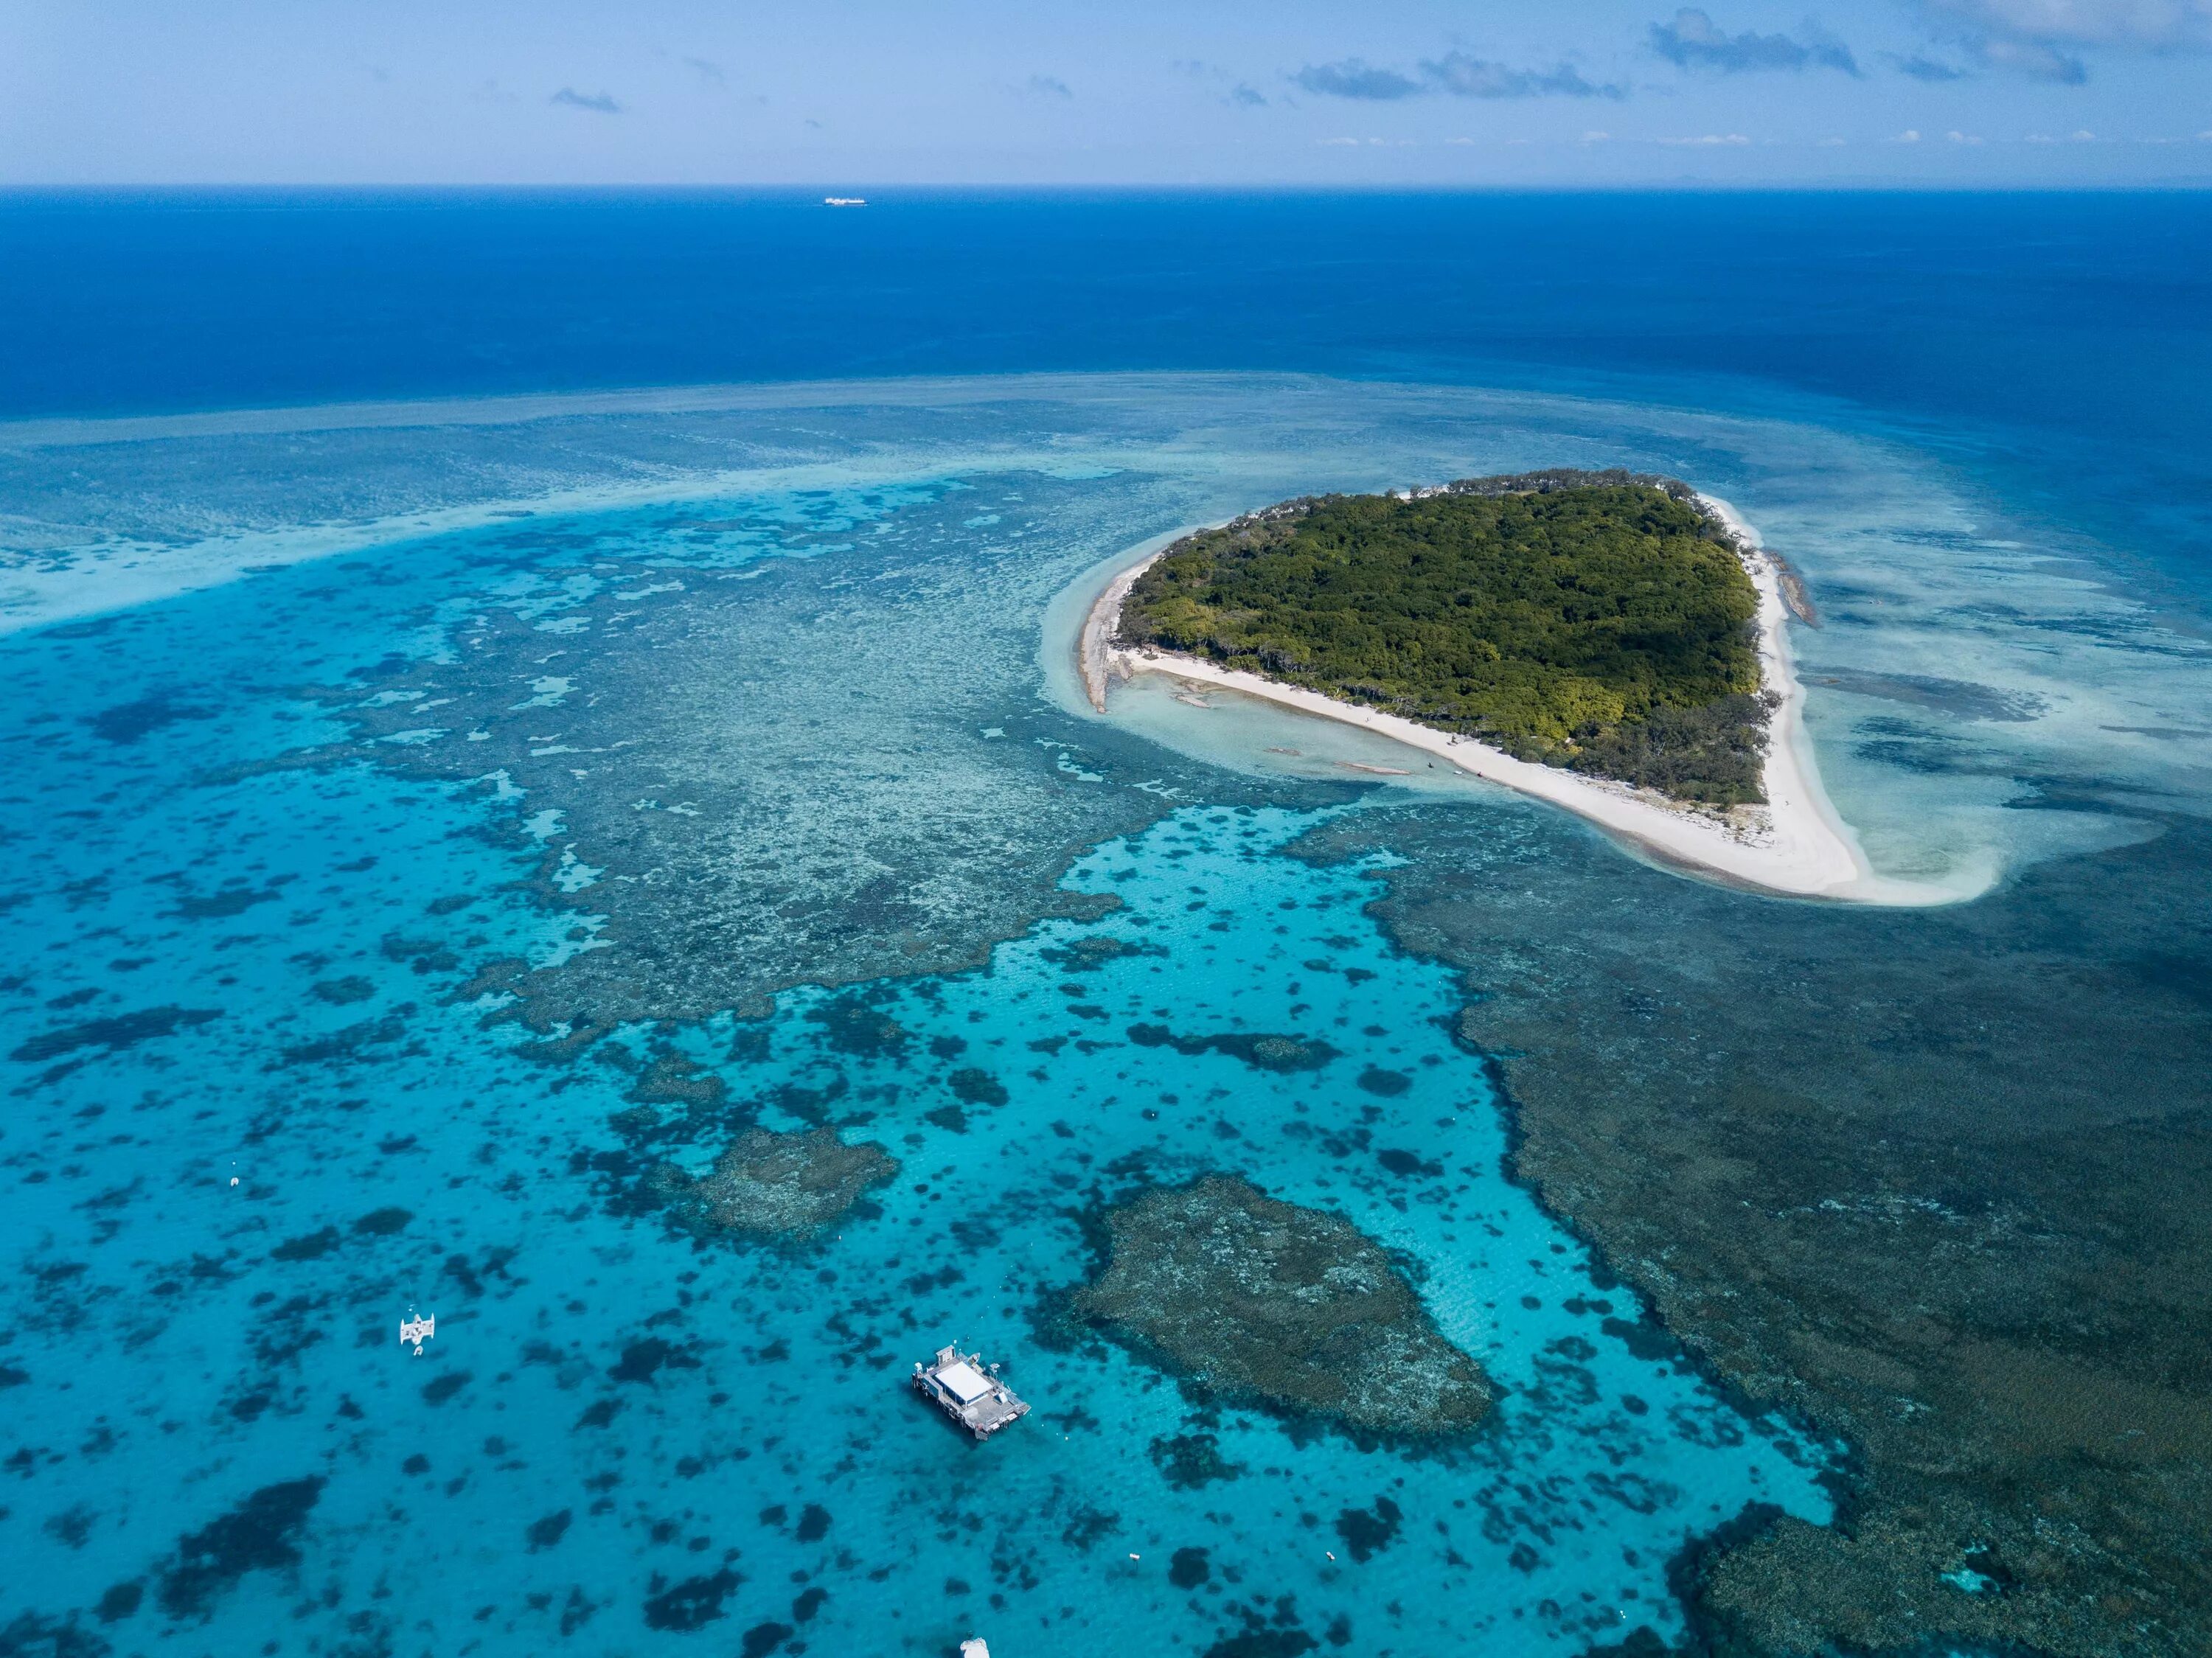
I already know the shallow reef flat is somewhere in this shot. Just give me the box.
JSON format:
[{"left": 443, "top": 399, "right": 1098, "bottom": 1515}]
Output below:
[
  {"left": 1295, "top": 799, "right": 2212, "bottom": 1657},
  {"left": 1078, "top": 1175, "right": 1493, "bottom": 1438}
]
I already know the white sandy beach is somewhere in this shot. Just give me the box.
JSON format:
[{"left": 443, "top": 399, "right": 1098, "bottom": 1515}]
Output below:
[{"left": 1079, "top": 492, "right": 1953, "bottom": 905}]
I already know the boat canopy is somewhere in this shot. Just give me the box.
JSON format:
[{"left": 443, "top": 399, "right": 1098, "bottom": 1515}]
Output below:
[{"left": 936, "top": 1361, "right": 992, "bottom": 1403}]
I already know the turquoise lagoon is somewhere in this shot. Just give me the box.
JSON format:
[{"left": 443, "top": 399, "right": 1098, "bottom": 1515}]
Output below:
[{"left": 2, "top": 372, "right": 2208, "bottom": 1657}]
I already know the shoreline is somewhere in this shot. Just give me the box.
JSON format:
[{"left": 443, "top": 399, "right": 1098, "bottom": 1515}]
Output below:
[{"left": 1076, "top": 491, "right": 1952, "bottom": 905}]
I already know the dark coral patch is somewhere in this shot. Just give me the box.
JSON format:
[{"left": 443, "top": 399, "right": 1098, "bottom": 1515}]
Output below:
[
  {"left": 641, "top": 1567, "right": 742, "bottom": 1632},
  {"left": 611, "top": 1338, "right": 702, "bottom": 1384},
  {"left": 86, "top": 693, "right": 213, "bottom": 745},
  {"left": 1204, "top": 1631, "right": 1318, "bottom": 1658},
  {"left": 1149, "top": 1432, "right": 1246, "bottom": 1489},
  {"left": 627, "top": 1052, "right": 727, "bottom": 1110},
  {"left": 269, "top": 1227, "right": 340, "bottom": 1262},
  {"left": 170, "top": 884, "right": 285, "bottom": 921},
  {"left": 1374, "top": 1149, "right": 1441, "bottom": 1178},
  {"left": 946, "top": 1067, "right": 1009, "bottom": 1107},
  {"left": 1334, "top": 1497, "right": 1403, "bottom": 1562},
  {"left": 1059, "top": 1507, "right": 1119, "bottom": 1551},
  {"left": 94, "top": 1581, "right": 143, "bottom": 1623},
  {"left": 806, "top": 994, "right": 908, "bottom": 1059},
  {"left": 156, "top": 1476, "right": 324, "bottom": 1618},
  {"left": 10, "top": 1006, "right": 219, "bottom": 1064},
  {"left": 1126, "top": 1024, "right": 1338, "bottom": 1073},
  {"left": 421, "top": 1370, "right": 470, "bottom": 1405},
  {"left": 526, "top": 1510, "right": 573, "bottom": 1551}
]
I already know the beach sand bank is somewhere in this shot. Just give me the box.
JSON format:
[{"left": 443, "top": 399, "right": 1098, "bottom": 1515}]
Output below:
[{"left": 1077, "top": 494, "right": 1961, "bottom": 905}]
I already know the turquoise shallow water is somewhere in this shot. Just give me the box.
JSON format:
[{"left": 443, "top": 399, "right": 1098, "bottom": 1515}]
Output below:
[
  {"left": 0, "top": 640, "right": 1827, "bottom": 1656},
  {"left": 0, "top": 772, "right": 1833, "bottom": 1654},
  {"left": 2, "top": 370, "right": 2208, "bottom": 1657}
]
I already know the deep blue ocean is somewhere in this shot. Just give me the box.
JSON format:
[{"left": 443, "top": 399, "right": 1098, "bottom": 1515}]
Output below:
[{"left": 1, "top": 191, "right": 2208, "bottom": 1658}]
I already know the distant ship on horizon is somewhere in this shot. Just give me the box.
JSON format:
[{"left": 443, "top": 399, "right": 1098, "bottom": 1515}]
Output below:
[{"left": 824, "top": 196, "right": 867, "bottom": 207}]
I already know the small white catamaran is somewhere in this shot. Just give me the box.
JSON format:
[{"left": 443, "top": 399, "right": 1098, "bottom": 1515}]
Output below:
[{"left": 913, "top": 1343, "right": 1028, "bottom": 1439}]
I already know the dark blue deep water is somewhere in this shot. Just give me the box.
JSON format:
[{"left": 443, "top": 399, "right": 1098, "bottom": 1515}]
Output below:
[
  {"left": 1, "top": 190, "right": 2205, "bottom": 457},
  {"left": 1, "top": 192, "right": 2209, "bottom": 1658}
]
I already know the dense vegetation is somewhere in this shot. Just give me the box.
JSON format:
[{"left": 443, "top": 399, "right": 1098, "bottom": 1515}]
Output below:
[{"left": 1118, "top": 473, "right": 1775, "bottom": 806}]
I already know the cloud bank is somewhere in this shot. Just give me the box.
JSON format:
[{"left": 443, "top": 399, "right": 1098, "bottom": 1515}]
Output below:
[
  {"left": 1294, "top": 52, "right": 1625, "bottom": 100},
  {"left": 1916, "top": 0, "right": 2212, "bottom": 80},
  {"left": 550, "top": 87, "right": 622, "bottom": 114},
  {"left": 1649, "top": 8, "right": 1863, "bottom": 74}
]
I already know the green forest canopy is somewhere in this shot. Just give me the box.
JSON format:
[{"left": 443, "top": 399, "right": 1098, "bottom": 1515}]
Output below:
[{"left": 1116, "top": 476, "right": 1776, "bottom": 806}]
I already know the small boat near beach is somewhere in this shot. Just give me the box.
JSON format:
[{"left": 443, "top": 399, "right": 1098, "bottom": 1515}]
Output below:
[{"left": 914, "top": 1343, "right": 1029, "bottom": 1439}]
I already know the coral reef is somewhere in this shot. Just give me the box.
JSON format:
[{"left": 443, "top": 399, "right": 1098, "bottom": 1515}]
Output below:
[
  {"left": 657, "top": 1127, "right": 898, "bottom": 1238},
  {"left": 1076, "top": 1176, "right": 1490, "bottom": 1436}
]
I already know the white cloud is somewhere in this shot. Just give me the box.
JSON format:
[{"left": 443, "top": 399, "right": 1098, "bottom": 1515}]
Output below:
[
  {"left": 1659, "top": 132, "right": 1752, "bottom": 144},
  {"left": 2073, "top": 127, "right": 2098, "bottom": 138},
  {"left": 1582, "top": 130, "right": 1611, "bottom": 142},
  {"left": 1650, "top": 8, "right": 1863, "bottom": 74},
  {"left": 1925, "top": 0, "right": 2211, "bottom": 50},
  {"left": 1946, "top": 128, "right": 1986, "bottom": 141},
  {"left": 1893, "top": 128, "right": 1924, "bottom": 141},
  {"left": 1915, "top": 0, "right": 2212, "bottom": 82}
]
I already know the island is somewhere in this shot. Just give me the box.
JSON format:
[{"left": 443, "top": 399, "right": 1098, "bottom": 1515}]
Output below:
[{"left": 1080, "top": 469, "right": 1942, "bottom": 903}]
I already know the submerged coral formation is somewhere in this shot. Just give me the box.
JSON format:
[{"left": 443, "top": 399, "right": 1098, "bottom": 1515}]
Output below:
[
  {"left": 1077, "top": 1176, "right": 1491, "bottom": 1435},
  {"left": 658, "top": 1127, "right": 898, "bottom": 1238}
]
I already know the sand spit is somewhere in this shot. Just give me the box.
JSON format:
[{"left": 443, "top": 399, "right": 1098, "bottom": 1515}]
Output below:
[{"left": 1078, "top": 492, "right": 1955, "bottom": 905}]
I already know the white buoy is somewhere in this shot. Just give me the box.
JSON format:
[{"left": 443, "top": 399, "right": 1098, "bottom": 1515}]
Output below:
[{"left": 959, "top": 1641, "right": 991, "bottom": 1658}]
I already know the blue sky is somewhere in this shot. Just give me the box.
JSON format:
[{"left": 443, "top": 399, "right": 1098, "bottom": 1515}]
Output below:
[{"left": 4, "top": 0, "right": 2208, "bottom": 184}]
